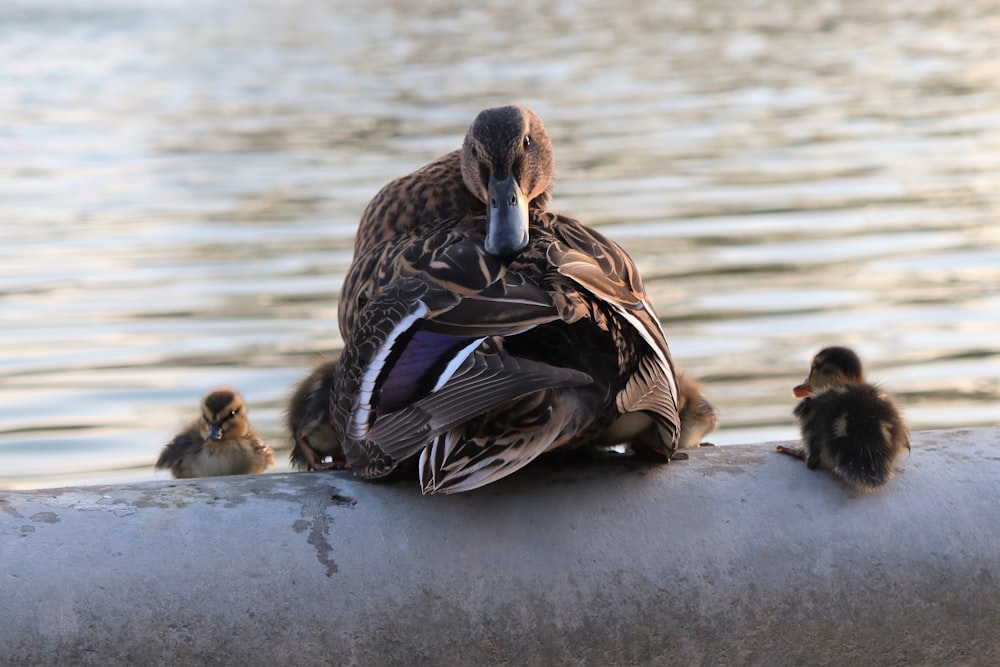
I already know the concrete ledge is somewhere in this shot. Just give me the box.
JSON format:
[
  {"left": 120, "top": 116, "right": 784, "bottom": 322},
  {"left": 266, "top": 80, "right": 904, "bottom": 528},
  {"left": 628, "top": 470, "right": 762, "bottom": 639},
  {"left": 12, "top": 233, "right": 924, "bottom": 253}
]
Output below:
[{"left": 2, "top": 428, "right": 998, "bottom": 665}]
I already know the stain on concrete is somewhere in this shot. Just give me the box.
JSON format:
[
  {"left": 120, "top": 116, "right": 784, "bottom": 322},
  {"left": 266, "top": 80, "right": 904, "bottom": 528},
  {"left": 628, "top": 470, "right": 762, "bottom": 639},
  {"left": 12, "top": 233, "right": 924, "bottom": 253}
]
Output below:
[
  {"left": 295, "top": 485, "right": 356, "bottom": 577},
  {"left": 330, "top": 492, "right": 357, "bottom": 507},
  {"left": 30, "top": 511, "right": 60, "bottom": 524},
  {"left": 307, "top": 513, "right": 337, "bottom": 577},
  {"left": 1, "top": 498, "right": 24, "bottom": 519}
]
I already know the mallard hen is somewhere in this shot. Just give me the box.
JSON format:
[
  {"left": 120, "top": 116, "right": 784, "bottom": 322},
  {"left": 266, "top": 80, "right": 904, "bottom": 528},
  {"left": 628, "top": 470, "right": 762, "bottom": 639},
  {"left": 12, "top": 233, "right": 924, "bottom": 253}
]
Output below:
[
  {"left": 156, "top": 388, "right": 274, "bottom": 479},
  {"left": 777, "top": 346, "right": 909, "bottom": 491},
  {"left": 332, "top": 105, "right": 683, "bottom": 494}
]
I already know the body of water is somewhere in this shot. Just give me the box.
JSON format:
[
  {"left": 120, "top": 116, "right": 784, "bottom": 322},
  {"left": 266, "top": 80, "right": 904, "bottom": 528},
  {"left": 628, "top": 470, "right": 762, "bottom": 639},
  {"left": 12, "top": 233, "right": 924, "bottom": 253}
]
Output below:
[{"left": 2, "top": 0, "right": 998, "bottom": 489}]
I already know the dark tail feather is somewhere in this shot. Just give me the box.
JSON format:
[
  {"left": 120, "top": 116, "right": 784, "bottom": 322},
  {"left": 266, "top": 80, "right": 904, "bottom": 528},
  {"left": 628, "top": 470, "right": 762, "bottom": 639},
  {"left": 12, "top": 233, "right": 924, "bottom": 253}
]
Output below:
[{"left": 833, "top": 452, "right": 892, "bottom": 492}]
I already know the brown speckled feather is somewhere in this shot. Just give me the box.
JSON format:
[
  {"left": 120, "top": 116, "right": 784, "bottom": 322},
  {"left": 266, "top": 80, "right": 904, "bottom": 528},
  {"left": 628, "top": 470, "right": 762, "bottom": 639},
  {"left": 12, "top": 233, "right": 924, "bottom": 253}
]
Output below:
[{"left": 352, "top": 152, "right": 480, "bottom": 258}]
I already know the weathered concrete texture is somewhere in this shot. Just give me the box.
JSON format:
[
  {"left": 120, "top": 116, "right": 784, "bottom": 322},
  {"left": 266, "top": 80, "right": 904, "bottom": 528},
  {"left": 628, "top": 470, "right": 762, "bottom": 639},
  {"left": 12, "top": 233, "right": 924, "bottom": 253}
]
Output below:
[{"left": 1, "top": 428, "right": 998, "bottom": 666}]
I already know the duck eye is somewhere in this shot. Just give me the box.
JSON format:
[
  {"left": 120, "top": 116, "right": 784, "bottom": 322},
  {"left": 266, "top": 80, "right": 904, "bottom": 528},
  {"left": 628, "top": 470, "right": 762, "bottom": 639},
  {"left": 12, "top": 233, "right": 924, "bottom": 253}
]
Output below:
[
  {"left": 230, "top": 409, "right": 238, "bottom": 417},
  {"left": 523, "top": 135, "right": 531, "bottom": 149}
]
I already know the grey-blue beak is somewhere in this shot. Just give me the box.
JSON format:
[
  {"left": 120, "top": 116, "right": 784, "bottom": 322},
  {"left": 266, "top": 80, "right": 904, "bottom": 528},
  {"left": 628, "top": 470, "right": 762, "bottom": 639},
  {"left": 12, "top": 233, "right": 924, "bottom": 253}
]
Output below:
[
  {"left": 485, "top": 172, "right": 529, "bottom": 257},
  {"left": 205, "top": 422, "right": 224, "bottom": 441}
]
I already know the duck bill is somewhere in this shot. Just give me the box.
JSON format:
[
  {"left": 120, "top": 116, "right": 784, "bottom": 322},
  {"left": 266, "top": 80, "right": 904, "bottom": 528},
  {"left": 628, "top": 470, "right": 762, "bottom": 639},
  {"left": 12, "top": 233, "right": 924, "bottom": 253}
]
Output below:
[
  {"left": 484, "top": 172, "right": 529, "bottom": 257},
  {"left": 792, "top": 381, "right": 812, "bottom": 398},
  {"left": 205, "top": 423, "right": 224, "bottom": 441}
]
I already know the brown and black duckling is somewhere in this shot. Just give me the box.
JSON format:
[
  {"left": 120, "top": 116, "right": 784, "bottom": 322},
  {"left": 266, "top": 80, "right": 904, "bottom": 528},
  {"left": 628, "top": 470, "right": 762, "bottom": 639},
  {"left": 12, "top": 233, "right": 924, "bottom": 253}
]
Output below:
[
  {"left": 676, "top": 372, "right": 719, "bottom": 449},
  {"left": 287, "top": 358, "right": 348, "bottom": 471},
  {"left": 776, "top": 346, "right": 909, "bottom": 491},
  {"left": 155, "top": 388, "right": 275, "bottom": 479},
  {"left": 331, "top": 105, "right": 684, "bottom": 494}
]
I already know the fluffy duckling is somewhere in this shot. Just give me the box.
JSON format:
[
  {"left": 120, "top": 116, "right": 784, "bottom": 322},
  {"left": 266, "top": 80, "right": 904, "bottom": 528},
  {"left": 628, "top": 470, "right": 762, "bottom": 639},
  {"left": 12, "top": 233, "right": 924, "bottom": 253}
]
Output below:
[
  {"left": 156, "top": 388, "right": 275, "bottom": 479},
  {"left": 676, "top": 372, "right": 719, "bottom": 449},
  {"left": 287, "top": 358, "right": 348, "bottom": 471},
  {"left": 776, "top": 346, "right": 909, "bottom": 491}
]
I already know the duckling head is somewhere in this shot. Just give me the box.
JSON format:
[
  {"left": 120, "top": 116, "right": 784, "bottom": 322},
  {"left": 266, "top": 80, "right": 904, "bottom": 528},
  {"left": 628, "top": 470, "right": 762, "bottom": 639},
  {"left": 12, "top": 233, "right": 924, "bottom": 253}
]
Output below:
[
  {"left": 460, "top": 105, "right": 555, "bottom": 258},
  {"left": 793, "top": 346, "right": 865, "bottom": 398},
  {"left": 199, "top": 388, "right": 250, "bottom": 441}
]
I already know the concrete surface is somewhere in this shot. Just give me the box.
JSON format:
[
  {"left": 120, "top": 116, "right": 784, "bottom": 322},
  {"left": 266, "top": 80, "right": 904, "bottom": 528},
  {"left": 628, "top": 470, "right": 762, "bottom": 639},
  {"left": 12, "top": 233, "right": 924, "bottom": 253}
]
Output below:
[{"left": 1, "top": 428, "right": 998, "bottom": 666}]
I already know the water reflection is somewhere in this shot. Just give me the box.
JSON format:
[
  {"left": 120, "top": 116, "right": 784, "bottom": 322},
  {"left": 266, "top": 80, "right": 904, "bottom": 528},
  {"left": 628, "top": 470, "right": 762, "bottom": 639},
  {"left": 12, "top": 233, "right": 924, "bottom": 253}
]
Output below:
[{"left": 1, "top": 0, "right": 998, "bottom": 489}]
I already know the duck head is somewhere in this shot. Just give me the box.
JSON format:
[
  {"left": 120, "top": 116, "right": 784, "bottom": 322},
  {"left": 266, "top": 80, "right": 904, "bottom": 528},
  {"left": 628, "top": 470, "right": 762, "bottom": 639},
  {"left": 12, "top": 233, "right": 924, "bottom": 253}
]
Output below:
[
  {"left": 460, "top": 105, "right": 555, "bottom": 258},
  {"left": 199, "top": 388, "right": 250, "bottom": 441},
  {"left": 793, "top": 346, "right": 865, "bottom": 397}
]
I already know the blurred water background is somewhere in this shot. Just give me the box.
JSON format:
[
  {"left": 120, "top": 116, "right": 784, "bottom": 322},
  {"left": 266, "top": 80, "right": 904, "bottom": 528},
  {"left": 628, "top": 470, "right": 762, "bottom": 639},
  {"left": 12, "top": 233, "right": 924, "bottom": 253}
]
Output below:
[{"left": 2, "top": 0, "right": 998, "bottom": 490}]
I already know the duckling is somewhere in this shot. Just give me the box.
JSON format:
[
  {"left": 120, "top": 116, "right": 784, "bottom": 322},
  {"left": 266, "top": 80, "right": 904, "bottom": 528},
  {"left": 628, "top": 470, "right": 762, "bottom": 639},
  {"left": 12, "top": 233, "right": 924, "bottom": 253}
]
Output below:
[
  {"left": 676, "top": 372, "right": 719, "bottom": 449},
  {"left": 287, "top": 358, "right": 348, "bottom": 471},
  {"left": 155, "top": 388, "right": 275, "bottom": 479},
  {"left": 776, "top": 346, "right": 909, "bottom": 491},
  {"left": 331, "top": 105, "right": 683, "bottom": 493}
]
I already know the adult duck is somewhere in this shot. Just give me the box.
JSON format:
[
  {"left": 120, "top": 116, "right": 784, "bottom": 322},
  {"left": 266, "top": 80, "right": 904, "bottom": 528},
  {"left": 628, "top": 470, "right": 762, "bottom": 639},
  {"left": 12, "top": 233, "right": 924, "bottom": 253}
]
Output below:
[{"left": 333, "top": 105, "right": 682, "bottom": 494}]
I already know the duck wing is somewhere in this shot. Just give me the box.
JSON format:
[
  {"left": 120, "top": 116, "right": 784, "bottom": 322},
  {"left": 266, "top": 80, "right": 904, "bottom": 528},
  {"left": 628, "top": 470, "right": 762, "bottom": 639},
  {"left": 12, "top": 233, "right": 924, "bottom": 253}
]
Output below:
[
  {"left": 546, "top": 215, "right": 681, "bottom": 451},
  {"left": 369, "top": 348, "right": 591, "bottom": 462},
  {"left": 154, "top": 430, "right": 198, "bottom": 471},
  {"left": 332, "top": 273, "right": 593, "bottom": 479},
  {"left": 414, "top": 382, "right": 603, "bottom": 494}
]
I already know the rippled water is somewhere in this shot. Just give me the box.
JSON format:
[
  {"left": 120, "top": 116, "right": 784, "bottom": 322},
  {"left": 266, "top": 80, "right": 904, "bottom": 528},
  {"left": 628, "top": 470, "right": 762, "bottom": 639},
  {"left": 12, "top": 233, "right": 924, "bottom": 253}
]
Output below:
[{"left": 2, "top": 0, "right": 998, "bottom": 490}]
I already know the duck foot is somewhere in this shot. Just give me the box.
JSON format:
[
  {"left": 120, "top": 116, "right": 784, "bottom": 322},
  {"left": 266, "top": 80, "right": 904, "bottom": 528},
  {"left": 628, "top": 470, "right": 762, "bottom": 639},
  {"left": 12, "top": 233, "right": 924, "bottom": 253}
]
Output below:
[
  {"left": 310, "top": 460, "right": 351, "bottom": 471},
  {"left": 630, "top": 434, "right": 688, "bottom": 462},
  {"left": 293, "top": 437, "right": 349, "bottom": 471},
  {"left": 775, "top": 444, "right": 807, "bottom": 461}
]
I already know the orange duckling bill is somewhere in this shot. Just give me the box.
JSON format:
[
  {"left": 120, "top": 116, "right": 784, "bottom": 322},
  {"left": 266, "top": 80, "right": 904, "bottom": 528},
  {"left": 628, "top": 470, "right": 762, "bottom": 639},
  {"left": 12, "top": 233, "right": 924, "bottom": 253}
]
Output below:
[
  {"left": 777, "top": 346, "right": 909, "bottom": 492},
  {"left": 156, "top": 388, "right": 275, "bottom": 479}
]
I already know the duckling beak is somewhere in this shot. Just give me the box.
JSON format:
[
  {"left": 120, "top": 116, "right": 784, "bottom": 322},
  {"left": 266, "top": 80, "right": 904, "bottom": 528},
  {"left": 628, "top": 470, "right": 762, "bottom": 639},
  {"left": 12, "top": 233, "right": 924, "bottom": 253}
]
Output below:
[
  {"left": 485, "top": 172, "right": 529, "bottom": 257},
  {"left": 792, "top": 381, "right": 812, "bottom": 398},
  {"left": 205, "top": 422, "right": 224, "bottom": 441}
]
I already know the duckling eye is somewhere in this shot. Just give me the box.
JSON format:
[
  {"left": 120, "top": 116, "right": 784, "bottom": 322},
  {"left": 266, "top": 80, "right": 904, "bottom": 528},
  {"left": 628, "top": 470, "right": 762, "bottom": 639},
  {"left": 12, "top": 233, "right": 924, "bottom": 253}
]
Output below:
[
  {"left": 230, "top": 409, "right": 238, "bottom": 418},
  {"left": 523, "top": 135, "right": 531, "bottom": 149}
]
